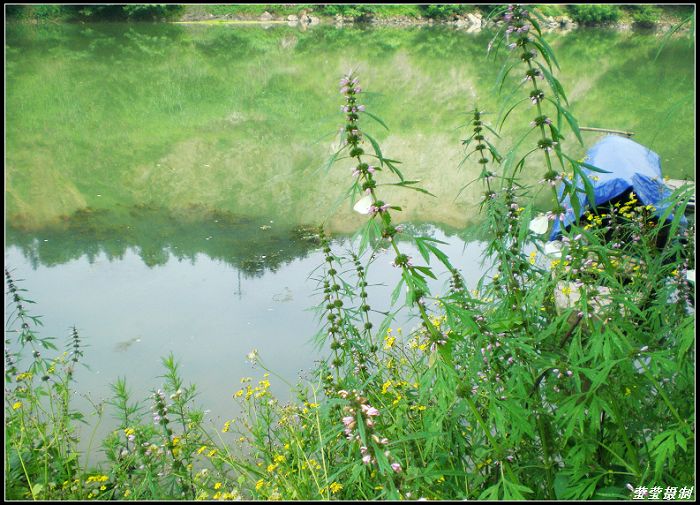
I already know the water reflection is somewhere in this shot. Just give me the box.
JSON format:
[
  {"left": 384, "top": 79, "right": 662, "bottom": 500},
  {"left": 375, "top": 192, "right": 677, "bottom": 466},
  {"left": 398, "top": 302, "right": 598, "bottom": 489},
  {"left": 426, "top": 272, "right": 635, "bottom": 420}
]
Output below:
[
  {"left": 6, "top": 205, "right": 324, "bottom": 274},
  {"left": 6, "top": 22, "right": 694, "bottom": 230}
]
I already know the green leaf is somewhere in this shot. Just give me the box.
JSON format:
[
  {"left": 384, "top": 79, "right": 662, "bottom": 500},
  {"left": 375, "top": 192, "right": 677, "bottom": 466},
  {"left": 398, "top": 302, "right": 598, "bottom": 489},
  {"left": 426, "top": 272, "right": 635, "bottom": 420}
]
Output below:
[
  {"left": 534, "top": 33, "right": 560, "bottom": 70},
  {"left": 529, "top": 38, "right": 554, "bottom": 72},
  {"left": 650, "top": 429, "right": 677, "bottom": 479},
  {"left": 319, "top": 145, "right": 347, "bottom": 175},
  {"left": 593, "top": 486, "right": 628, "bottom": 500},
  {"left": 31, "top": 483, "right": 44, "bottom": 497},
  {"left": 364, "top": 132, "right": 384, "bottom": 165},
  {"left": 415, "top": 237, "right": 431, "bottom": 264},
  {"left": 495, "top": 61, "right": 517, "bottom": 94},
  {"left": 386, "top": 180, "right": 436, "bottom": 197},
  {"left": 560, "top": 107, "right": 583, "bottom": 146},
  {"left": 503, "top": 478, "right": 533, "bottom": 500},
  {"left": 554, "top": 472, "right": 570, "bottom": 500},
  {"left": 498, "top": 97, "right": 529, "bottom": 130},
  {"left": 478, "top": 482, "right": 501, "bottom": 500},
  {"left": 518, "top": 204, "right": 533, "bottom": 245},
  {"left": 675, "top": 432, "right": 687, "bottom": 452},
  {"left": 413, "top": 265, "right": 437, "bottom": 280},
  {"left": 390, "top": 278, "right": 405, "bottom": 306},
  {"left": 359, "top": 110, "right": 390, "bottom": 131},
  {"left": 544, "top": 97, "right": 582, "bottom": 145},
  {"left": 535, "top": 60, "right": 568, "bottom": 105},
  {"left": 425, "top": 241, "right": 453, "bottom": 269},
  {"left": 383, "top": 158, "right": 405, "bottom": 181}
]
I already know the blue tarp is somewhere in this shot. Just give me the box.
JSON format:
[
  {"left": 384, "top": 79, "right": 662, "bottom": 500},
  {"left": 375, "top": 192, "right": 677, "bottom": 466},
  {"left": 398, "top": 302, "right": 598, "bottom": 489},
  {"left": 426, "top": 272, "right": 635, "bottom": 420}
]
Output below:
[{"left": 550, "top": 135, "right": 687, "bottom": 240}]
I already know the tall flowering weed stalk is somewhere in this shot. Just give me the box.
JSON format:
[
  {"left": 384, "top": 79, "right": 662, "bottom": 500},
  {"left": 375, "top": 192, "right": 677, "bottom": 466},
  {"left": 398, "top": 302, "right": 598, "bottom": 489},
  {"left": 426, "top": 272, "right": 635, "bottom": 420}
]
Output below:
[
  {"left": 460, "top": 107, "right": 538, "bottom": 305},
  {"left": 4, "top": 268, "right": 86, "bottom": 500},
  {"left": 489, "top": 4, "right": 606, "bottom": 224}
]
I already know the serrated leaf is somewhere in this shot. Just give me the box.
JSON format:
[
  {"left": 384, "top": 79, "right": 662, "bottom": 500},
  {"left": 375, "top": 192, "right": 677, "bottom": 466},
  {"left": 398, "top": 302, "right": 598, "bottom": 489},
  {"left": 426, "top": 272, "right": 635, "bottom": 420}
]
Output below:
[
  {"left": 413, "top": 265, "right": 437, "bottom": 280},
  {"left": 364, "top": 132, "right": 384, "bottom": 165}
]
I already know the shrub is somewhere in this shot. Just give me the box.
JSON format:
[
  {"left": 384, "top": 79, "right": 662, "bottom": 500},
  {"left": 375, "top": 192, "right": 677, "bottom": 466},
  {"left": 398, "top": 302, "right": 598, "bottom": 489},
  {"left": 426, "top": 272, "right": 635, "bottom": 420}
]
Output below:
[
  {"left": 316, "top": 4, "right": 378, "bottom": 21},
  {"left": 567, "top": 4, "right": 621, "bottom": 25},
  {"left": 629, "top": 5, "right": 661, "bottom": 28},
  {"left": 418, "top": 5, "right": 475, "bottom": 20}
]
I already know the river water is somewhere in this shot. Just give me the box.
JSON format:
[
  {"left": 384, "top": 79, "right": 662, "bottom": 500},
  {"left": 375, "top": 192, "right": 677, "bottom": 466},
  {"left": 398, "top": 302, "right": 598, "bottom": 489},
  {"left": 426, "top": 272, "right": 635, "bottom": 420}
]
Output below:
[{"left": 4, "top": 22, "right": 694, "bottom": 454}]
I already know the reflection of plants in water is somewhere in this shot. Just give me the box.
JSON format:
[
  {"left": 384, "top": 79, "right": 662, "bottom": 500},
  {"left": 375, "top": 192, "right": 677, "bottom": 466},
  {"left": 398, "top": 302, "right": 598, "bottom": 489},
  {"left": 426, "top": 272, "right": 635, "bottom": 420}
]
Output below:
[
  {"left": 5, "top": 205, "right": 323, "bottom": 276},
  {"left": 5, "top": 23, "right": 695, "bottom": 229}
]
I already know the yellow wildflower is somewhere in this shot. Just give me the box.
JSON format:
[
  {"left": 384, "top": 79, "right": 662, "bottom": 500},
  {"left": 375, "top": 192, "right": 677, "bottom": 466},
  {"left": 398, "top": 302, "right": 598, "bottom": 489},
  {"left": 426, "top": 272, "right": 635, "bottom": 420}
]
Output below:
[
  {"left": 255, "top": 479, "right": 265, "bottom": 491},
  {"left": 381, "top": 380, "right": 392, "bottom": 394},
  {"left": 274, "top": 454, "right": 286, "bottom": 463},
  {"left": 234, "top": 389, "right": 243, "bottom": 398},
  {"left": 384, "top": 335, "right": 396, "bottom": 349},
  {"left": 329, "top": 482, "right": 343, "bottom": 494},
  {"left": 197, "top": 445, "right": 207, "bottom": 455},
  {"left": 214, "top": 482, "right": 222, "bottom": 490},
  {"left": 12, "top": 401, "right": 22, "bottom": 410},
  {"left": 222, "top": 421, "right": 232, "bottom": 433},
  {"left": 124, "top": 427, "right": 135, "bottom": 437},
  {"left": 267, "top": 463, "right": 278, "bottom": 473}
]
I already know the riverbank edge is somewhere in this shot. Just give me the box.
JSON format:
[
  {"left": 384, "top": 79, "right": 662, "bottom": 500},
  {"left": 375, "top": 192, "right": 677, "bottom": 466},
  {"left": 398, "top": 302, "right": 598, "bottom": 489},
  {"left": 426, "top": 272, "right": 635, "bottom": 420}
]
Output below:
[{"left": 174, "top": 8, "right": 691, "bottom": 33}]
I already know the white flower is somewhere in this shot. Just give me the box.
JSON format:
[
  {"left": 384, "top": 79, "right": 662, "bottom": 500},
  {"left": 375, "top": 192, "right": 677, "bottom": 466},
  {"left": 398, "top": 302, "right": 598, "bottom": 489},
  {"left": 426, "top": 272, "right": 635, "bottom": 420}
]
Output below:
[
  {"left": 529, "top": 214, "right": 549, "bottom": 235},
  {"left": 353, "top": 195, "right": 374, "bottom": 215},
  {"left": 246, "top": 349, "right": 259, "bottom": 364},
  {"left": 686, "top": 269, "right": 695, "bottom": 283}
]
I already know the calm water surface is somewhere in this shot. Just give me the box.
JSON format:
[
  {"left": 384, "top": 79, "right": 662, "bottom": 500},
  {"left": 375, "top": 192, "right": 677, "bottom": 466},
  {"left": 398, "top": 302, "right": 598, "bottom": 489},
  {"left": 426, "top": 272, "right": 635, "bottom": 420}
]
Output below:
[{"left": 4, "top": 22, "right": 694, "bottom": 454}]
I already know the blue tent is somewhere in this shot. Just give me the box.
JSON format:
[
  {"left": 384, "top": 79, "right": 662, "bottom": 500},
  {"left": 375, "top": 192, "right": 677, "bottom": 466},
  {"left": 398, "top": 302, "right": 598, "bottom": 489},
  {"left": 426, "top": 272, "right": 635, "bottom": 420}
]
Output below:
[{"left": 550, "top": 135, "right": 687, "bottom": 240}]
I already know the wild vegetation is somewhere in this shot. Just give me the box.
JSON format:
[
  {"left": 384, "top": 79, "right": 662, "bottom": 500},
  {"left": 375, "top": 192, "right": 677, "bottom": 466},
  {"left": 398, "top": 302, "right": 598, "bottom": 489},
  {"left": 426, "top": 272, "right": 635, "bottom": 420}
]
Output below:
[
  {"left": 5, "top": 3, "right": 695, "bottom": 27},
  {"left": 4, "top": 4, "right": 695, "bottom": 501}
]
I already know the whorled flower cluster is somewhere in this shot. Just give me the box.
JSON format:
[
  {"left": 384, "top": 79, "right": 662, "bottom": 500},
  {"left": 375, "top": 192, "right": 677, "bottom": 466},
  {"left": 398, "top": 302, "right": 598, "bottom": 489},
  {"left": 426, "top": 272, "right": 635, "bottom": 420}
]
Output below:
[{"left": 338, "top": 389, "right": 402, "bottom": 473}]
